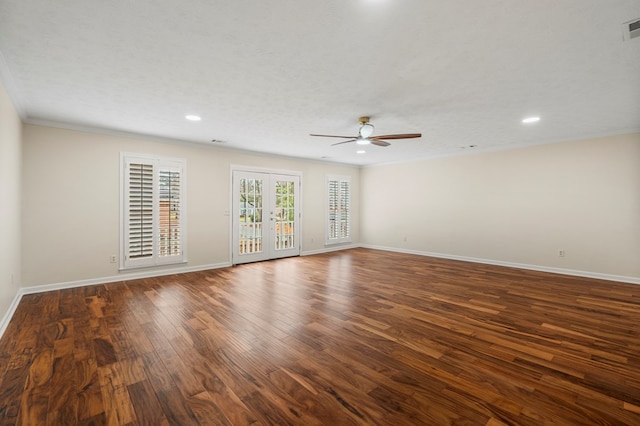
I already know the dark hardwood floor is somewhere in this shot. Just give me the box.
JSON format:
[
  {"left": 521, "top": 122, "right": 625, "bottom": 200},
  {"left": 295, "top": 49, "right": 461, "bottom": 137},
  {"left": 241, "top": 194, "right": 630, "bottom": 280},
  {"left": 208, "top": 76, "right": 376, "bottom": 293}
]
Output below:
[{"left": 1, "top": 248, "right": 639, "bottom": 425}]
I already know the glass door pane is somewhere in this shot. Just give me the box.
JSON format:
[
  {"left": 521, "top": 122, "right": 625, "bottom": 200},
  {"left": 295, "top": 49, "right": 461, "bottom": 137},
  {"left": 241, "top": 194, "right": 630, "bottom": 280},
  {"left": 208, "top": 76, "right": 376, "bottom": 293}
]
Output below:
[
  {"left": 274, "top": 180, "right": 295, "bottom": 251},
  {"left": 270, "top": 174, "right": 299, "bottom": 260},
  {"left": 238, "top": 177, "right": 263, "bottom": 255}
]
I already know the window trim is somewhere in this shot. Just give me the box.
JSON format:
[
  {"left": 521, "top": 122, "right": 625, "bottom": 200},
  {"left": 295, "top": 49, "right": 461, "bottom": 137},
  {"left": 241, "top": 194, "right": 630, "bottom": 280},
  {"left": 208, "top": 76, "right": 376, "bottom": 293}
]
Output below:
[
  {"left": 120, "top": 152, "right": 187, "bottom": 270},
  {"left": 325, "top": 174, "right": 352, "bottom": 245}
]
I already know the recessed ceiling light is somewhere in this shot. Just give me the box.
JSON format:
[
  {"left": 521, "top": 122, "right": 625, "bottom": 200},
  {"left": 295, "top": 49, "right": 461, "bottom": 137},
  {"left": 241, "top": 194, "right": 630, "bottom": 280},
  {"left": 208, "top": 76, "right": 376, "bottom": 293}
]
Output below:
[
  {"left": 185, "top": 115, "right": 201, "bottom": 121},
  {"left": 522, "top": 116, "right": 541, "bottom": 124},
  {"left": 357, "top": 150, "right": 366, "bottom": 154}
]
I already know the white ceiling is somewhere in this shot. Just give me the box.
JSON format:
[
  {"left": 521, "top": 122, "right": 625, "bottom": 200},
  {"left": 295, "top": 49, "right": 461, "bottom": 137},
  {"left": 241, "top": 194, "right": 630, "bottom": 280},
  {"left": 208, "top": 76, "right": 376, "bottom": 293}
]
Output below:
[{"left": 1, "top": 0, "right": 639, "bottom": 166}]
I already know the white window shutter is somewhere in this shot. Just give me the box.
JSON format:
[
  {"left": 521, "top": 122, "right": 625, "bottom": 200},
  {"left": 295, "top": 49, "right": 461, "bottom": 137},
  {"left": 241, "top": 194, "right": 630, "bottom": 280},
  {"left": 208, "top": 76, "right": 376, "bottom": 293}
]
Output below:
[
  {"left": 122, "top": 154, "right": 186, "bottom": 269},
  {"left": 326, "top": 175, "right": 351, "bottom": 245},
  {"left": 339, "top": 180, "right": 350, "bottom": 239},
  {"left": 328, "top": 179, "right": 339, "bottom": 240},
  {"left": 157, "top": 166, "right": 183, "bottom": 263},
  {"left": 124, "top": 160, "right": 155, "bottom": 268}
]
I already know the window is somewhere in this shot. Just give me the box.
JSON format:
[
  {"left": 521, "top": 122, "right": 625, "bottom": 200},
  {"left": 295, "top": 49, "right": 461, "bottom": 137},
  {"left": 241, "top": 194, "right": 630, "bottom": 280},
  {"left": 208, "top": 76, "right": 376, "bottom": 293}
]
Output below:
[
  {"left": 326, "top": 175, "right": 351, "bottom": 245},
  {"left": 121, "top": 153, "right": 186, "bottom": 269}
]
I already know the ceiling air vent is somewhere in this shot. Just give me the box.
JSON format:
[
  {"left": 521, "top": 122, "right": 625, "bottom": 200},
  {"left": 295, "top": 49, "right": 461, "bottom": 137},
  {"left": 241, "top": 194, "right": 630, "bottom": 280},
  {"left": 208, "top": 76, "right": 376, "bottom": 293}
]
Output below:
[{"left": 623, "top": 18, "right": 640, "bottom": 40}]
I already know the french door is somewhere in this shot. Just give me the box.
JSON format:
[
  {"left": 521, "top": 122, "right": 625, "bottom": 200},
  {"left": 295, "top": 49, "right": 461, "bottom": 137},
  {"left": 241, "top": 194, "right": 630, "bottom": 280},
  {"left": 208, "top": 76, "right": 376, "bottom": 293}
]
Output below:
[{"left": 232, "top": 170, "right": 300, "bottom": 264}]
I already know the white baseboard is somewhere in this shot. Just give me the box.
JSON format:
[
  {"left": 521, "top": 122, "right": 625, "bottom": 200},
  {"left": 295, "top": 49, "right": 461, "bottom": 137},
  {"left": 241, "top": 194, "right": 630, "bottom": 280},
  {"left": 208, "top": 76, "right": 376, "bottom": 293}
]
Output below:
[
  {"left": 0, "top": 290, "right": 24, "bottom": 339},
  {"left": 360, "top": 244, "right": 640, "bottom": 285},
  {"left": 20, "top": 262, "right": 231, "bottom": 295}
]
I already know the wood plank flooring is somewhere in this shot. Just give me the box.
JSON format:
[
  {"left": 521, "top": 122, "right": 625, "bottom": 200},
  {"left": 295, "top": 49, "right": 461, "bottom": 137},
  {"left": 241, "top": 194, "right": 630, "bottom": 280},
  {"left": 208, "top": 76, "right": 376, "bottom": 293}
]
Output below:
[{"left": 1, "top": 248, "right": 639, "bottom": 425}]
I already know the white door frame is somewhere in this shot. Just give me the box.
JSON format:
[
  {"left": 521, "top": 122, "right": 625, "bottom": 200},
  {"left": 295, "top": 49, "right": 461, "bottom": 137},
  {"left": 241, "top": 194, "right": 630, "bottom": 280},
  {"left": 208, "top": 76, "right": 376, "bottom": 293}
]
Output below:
[{"left": 230, "top": 165, "right": 302, "bottom": 265}]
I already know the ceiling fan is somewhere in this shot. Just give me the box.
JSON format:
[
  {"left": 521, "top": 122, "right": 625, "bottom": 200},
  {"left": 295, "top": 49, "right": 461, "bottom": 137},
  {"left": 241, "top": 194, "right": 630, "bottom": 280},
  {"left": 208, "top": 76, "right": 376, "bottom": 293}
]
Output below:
[{"left": 310, "top": 116, "right": 421, "bottom": 147}]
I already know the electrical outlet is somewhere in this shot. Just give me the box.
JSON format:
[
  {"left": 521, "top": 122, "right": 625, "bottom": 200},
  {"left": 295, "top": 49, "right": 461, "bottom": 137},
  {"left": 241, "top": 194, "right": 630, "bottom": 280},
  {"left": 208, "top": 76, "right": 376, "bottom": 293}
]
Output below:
[
  {"left": 109, "top": 255, "right": 117, "bottom": 263},
  {"left": 558, "top": 249, "right": 565, "bottom": 257}
]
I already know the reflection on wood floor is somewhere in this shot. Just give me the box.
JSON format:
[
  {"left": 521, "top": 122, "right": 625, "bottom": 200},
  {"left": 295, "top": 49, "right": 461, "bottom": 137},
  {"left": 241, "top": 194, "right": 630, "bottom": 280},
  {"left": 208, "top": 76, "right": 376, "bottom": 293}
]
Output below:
[{"left": 1, "top": 248, "right": 639, "bottom": 425}]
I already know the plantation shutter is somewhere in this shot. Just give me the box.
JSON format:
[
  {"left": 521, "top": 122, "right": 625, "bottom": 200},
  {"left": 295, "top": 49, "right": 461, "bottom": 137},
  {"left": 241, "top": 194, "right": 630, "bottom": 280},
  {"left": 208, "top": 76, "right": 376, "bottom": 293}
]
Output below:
[
  {"left": 338, "top": 180, "right": 350, "bottom": 239},
  {"left": 326, "top": 175, "right": 351, "bottom": 244},
  {"left": 328, "top": 179, "right": 339, "bottom": 240},
  {"left": 125, "top": 160, "right": 155, "bottom": 268},
  {"left": 157, "top": 166, "right": 182, "bottom": 262},
  {"left": 122, "top": 154, "right": 186, "bottom": 269}
]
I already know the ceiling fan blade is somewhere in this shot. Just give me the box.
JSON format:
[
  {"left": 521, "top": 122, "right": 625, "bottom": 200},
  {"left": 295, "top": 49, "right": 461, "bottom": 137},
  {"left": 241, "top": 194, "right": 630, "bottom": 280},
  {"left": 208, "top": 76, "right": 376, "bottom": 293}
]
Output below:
[
  {"left": 370, "top": 133, "right": 422, "bottom": 140},
  {"left": 370, "top": 140, "right": 391, "bottom": 147},
  {"left": 330, "top": 139, "right": 357, "bottom": 146},
  {"left": 310, "top": 134, "right": 358, "bottom": 139}
]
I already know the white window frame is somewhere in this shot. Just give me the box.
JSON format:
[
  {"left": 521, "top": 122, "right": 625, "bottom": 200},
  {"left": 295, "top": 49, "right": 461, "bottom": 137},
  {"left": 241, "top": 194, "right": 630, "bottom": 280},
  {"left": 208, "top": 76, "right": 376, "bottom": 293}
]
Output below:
[
  {"left": 326, "top": 175, "right": 351, "bottom": 245},
  {"left": 120, "top": 153, "right": 187, "bottom": 270}
]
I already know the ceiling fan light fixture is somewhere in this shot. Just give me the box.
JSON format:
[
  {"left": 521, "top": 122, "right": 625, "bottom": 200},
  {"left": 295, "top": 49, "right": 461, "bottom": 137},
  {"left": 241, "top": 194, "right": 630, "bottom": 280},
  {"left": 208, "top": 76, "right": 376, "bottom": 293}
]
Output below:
[
  {"left": 310, "top": 115, "right": 421, "bottom": 149},
  {"left": 359, "top": 123, "right": 375, "bottom": 138}
]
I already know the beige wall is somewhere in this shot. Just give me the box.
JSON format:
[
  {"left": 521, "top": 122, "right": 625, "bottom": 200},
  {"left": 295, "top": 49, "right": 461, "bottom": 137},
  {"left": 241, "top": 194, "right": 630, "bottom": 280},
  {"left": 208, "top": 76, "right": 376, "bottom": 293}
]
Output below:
[
  {"left": 361, "top": 133, "right": 640, "bottom": 281},
  {"left": 21, "top": 125, "right": 360, "bottom": 287},
  {"left": 17, "top": 124, "right": 640, "bottom": 289},
  {"left": 0, "top": 82, "right": 22, "bottom": 321}
]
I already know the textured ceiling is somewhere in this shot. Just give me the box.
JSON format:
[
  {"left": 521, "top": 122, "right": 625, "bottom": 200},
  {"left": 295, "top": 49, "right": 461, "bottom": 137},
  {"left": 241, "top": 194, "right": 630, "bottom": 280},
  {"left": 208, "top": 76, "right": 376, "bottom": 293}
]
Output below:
[{"left": 1, "top": 0, "right": 639, "bottom": 166}]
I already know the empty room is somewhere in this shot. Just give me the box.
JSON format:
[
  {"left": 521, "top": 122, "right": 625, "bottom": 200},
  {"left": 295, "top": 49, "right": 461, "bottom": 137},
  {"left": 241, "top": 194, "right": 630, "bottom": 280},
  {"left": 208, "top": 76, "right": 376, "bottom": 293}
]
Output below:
[{"left": 1, "top": 1, "right": 639, "bottom": 424}]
